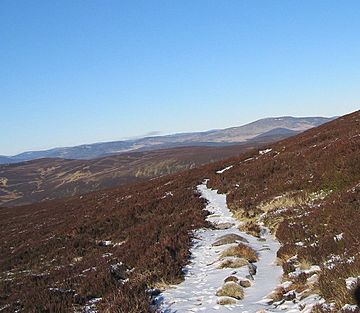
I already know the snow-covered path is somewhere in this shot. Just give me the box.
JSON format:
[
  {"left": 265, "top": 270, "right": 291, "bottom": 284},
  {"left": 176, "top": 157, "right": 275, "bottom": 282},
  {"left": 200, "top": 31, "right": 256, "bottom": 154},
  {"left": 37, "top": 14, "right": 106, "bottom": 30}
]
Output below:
[{"left": 158, "top": 182, "right": 282, "bottom": 313}]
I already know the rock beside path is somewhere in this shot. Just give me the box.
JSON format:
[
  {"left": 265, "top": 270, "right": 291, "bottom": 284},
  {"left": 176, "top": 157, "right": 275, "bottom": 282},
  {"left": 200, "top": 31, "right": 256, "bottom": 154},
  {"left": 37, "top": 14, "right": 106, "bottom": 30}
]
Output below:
[
  {"left": 213, "top": 222, "right": 235, "bottom": 230},
  {"left": 224, "top": 275, "right": 239, "bottom": 283},
  {"left": 216, "top": 282, "right": 244, "bottom": 300},
  {"left": 239, "top": 279, "right": 252, "bottom": 288},
  {"left": 217, "top": 296, "right": 237, "bottom": 305},
  {"left": 218, "top": 257, "right": 248, "bottom": 269},
  {"left": 212, "top": 233, "right": 248, "bottom": 246}
]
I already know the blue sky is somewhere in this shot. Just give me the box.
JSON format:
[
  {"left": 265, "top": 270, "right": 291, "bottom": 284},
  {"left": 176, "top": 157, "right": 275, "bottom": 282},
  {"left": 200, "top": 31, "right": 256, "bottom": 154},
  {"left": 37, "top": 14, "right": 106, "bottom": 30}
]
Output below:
[{"left": 1, "top": 0, "right": 359, "bottom": 155}]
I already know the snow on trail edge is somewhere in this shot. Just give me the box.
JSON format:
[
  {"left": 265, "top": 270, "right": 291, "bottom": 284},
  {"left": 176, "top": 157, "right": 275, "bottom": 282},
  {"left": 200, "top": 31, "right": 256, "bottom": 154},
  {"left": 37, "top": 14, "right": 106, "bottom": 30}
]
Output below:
[{"left": 158, "top": 181, "right": 282, "bottom": 313}]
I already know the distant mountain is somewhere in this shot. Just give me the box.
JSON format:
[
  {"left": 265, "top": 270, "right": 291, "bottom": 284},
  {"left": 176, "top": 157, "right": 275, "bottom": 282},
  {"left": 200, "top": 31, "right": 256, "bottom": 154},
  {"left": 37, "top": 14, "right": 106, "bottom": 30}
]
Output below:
[
  {"left": 0, "top": 116, "right": 335, "bottom": 164},
  {"left": 0, "top": 156, "right": 13, "bottom": 164}
]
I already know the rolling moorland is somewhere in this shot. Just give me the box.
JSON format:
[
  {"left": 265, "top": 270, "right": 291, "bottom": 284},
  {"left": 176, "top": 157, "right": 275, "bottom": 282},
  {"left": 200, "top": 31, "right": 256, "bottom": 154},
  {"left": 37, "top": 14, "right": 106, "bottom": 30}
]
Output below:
[
  {"left": 0, "top": 116, "right": 334, "bottom": 163},
  {"left": 0, "top": 111, "right": 359, "bottom": 313},
  {"left": 0, "top": 138, "right": 283, "bottom": 207},
  {"left": 0, "top": 116, "right": 328, "bottom": 207}
]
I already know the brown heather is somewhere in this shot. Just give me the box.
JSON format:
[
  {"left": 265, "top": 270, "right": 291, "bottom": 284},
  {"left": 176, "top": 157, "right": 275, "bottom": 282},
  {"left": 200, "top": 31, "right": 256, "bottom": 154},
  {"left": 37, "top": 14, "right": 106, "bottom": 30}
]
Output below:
[
  {"left": 0, "top": 171, "right": 209, "bottom": 312},
  {"left": 207, "top": 110, "right": 360, "bottom": 312},
  {"left": 0, "top": 110, "right": 359, "bottom": 312}
]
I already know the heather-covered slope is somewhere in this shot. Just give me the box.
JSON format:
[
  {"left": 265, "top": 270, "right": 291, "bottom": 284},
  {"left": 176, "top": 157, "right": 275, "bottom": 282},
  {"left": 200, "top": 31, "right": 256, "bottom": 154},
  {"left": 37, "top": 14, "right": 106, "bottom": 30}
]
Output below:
[
  {"left": 0, "top": 172, "right": 208, "bottom": 313},
  {"left": 0, "top": 111, "right": 358, "bottom": 313},
  {"left": 205, "top": 110, "right": 360, "bottom": 312},
  {"left": 0, "top": 142, "right": 269, "bottom": 207}
]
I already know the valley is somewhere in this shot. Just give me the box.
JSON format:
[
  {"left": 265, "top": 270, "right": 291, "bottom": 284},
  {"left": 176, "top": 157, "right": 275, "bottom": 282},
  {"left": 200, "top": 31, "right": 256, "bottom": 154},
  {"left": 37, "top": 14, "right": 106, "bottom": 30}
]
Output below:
[
  {"left": 0, "top": 111, "right": 359, "bottom": 313},
  {"left": 2, "top": 2, "right": 358, "bottom": 312},
  {"left": 0, "top": 141, "right": 273, "bottom": 207}
]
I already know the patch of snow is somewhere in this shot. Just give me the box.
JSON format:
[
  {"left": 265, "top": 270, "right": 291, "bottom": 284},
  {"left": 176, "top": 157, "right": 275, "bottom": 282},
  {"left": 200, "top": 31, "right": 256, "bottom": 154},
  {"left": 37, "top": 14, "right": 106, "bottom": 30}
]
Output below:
[
  {"left": 289, "top": 265, "right": 321, "bottom": 278},
  {"left": 307, "top": 273, "right": 319, "bottom": 285},
  {"left": 347, "top": 256, "right": 356, "bottom": 264},
  {"left": 162, "top": 191, "right": 174, "bottom": 199},
  {"left": 324, "top": 254, "right": 342, "bottom": 269},
  {"left": 82, "top": 267, "right": 97, "bottom": 273},
  {"left": 119, "top": 195, "right": 132, "bottom": 201},
  {"left": 342, "top": 304, "right": 358, "bottom": 312},
  {"left": 0, "top": 304, "right": 10, "bottom": 311},
  {"left": 275, "top": 293, "right": 322, "bottom": 313},
  {"left": 102, "top": 253, "right": 113, "bottom": 258},
  {"left": 99, "top": 240, "right": 112, "bottom": 246},
  {"left": 280, "top": 281, "right": 293, "bottom": 289},
  {"left": 159, "top": 182, "right": 282, "bottom": 312},
  {"left": 334, "top": 233, "right": 344, "bottom": 242},
  {"left": 259, "top": 149, "right": 272, "bottom": 155},
  {"left": 114, "top": 240, "right": 126, "bottom": 247},
  {"left": 319, "top": 301, "right": 336, "bottom": 311},
  {"left": 111, "top": 262, "right": 123, "bottom": 269},
  {"left": 49, "top": 287, "right": 73, "bottom": 292},
  {"left": 345, "top": 277, "right": 358, "bottom": 290},
  {"left": 88, "top": 298, "right": 102, "bottom": 304},
  {"left": 216, "top": 165, "right": 233, "bottom": 174},
  {"left": 80, "top": 297, "right": 102, "bottom": 313}
]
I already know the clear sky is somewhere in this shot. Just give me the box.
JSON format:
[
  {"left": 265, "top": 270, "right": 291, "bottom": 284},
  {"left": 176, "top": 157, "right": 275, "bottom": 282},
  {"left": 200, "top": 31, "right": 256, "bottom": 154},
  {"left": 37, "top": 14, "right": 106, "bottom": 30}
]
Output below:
[{"left": 1, "top": 0, "right": 359, "bottom": 155}]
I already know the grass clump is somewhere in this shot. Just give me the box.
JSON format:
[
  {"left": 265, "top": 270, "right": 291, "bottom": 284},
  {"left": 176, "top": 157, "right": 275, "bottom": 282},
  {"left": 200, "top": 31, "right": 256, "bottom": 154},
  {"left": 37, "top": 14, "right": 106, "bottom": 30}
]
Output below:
[
  {"left": 218, "top": 257, "right": 248, "bottom": 269},
  {"left": 224, "top": 275, "right": 239, "bottom": 283},
  {"left": 269, "top": 286, "right": 285, "bottom": 302},
  {"left": 258, "top": 193, "right": 307, "bottom": 213},
  {"left": 239, "top": 221, "right": 261, "bottom": 237},
  {"left": 221, "top": 243, "right": 258, "bottom": 263},
  {"left": 298, "top": 258, "right": 313, "bottom": 271},
  {"left": 216, "top": 282, "right": 244, "bottom": 300}
]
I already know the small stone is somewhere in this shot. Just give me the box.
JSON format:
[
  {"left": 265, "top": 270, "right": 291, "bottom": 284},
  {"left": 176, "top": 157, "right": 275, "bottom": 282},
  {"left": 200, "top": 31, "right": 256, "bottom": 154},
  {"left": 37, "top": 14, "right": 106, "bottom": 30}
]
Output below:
[
  {"left": 218, "top": 257, "right": 248, "bottom": 269},
  {"left": 214, "top": 222, "right": 234, "bottom": 230},
  {"left": 284, "top": 291, "right": 296, "bottom": 301},
  {"left": 212, "top": 234, "right": 249, "bottom": 246},
  {"left": 224, "top": 275, "right": 239, "bottom": 283},
  {"left": 146, "top": 288, "right": 161, "bottom": 297},
  {"left": 248, "top": 263, "right": 257, "bottom": 275},
  {"left": 239, "top": 280, "right": 251, "bottom": 288},
  {"left": 246, "top": 274, "right": 254, "bottom": 281},
  {"left": 259, "top": 247, "right": 271, "bottom": 251},
  {"left": 217, "top": 296, "right": 237, "bottom": 305}
]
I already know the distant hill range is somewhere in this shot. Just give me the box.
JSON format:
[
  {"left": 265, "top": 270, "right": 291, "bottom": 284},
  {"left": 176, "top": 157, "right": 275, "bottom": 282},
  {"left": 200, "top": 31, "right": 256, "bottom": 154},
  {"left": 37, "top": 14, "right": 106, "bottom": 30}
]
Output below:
[
  {"left": 0, "top": 116, "right": 334, "bottom": 207},
  {"left": 0, "top": 116, "right": 335, "bottom": 164},
  {"left": 0, "top": 140, "right": 286, "bottom": 207}
]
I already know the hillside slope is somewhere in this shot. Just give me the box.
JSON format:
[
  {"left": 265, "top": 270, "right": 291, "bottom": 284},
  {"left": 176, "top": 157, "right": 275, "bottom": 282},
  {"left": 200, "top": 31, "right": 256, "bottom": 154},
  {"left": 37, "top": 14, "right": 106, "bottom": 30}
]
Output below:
[
  {"left": 0, "top": 111, "right": 358, "bottom": 313},
  {"left": 206, "top": 110, "right": 360, "bottom": 312},
  {"left": 0, "top": 140, "right": 274, "bottom": 207}
]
